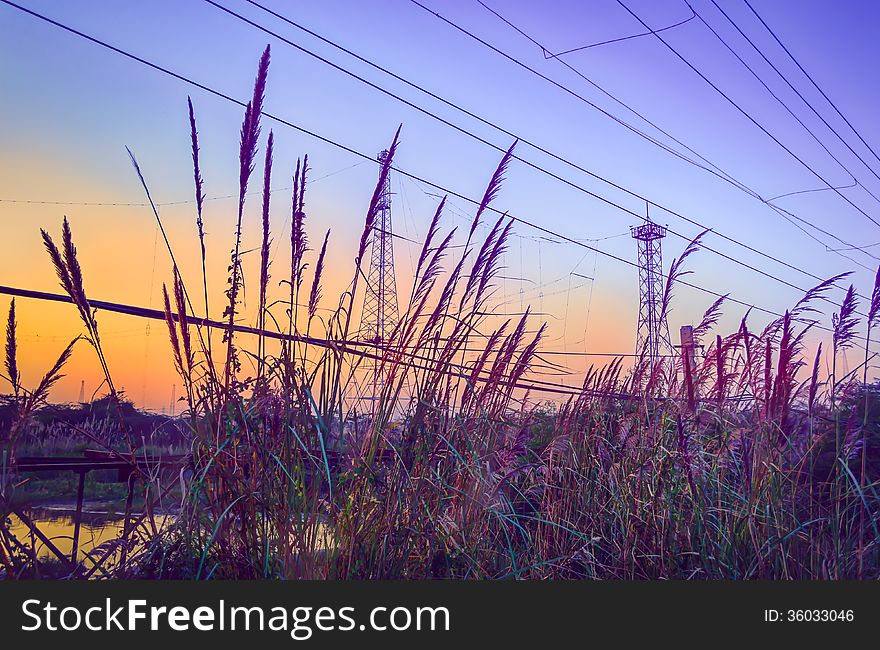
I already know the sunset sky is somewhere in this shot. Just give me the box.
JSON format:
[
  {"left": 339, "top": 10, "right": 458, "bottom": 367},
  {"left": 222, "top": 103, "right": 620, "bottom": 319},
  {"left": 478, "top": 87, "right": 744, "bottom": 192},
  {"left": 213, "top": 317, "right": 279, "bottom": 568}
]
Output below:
[{"left": 2, "top": 0, "right": 880, "bottom": 410}]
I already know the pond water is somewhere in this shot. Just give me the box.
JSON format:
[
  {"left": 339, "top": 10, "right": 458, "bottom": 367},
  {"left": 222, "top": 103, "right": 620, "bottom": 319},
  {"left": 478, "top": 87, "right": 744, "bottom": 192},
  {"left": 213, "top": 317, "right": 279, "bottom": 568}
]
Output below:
[
  {"left": 7, "top": 508, "right": 332, "bottom": 573},
  {"left": 8, "top": 507, "right": 172, "bottom": 567}
]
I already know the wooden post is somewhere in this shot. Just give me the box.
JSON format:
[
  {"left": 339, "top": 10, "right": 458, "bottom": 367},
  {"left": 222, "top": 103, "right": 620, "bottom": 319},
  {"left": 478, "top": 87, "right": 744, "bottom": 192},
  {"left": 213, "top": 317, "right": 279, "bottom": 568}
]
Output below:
[
  {"left": 70, "top": 470, "right": 86, "bottom": 564},
  {"left": 680, "top": 326, "right": 696, "bottom": 412},
  {"left": 117, "top": 471, "right": 135, "bottom": 576}
]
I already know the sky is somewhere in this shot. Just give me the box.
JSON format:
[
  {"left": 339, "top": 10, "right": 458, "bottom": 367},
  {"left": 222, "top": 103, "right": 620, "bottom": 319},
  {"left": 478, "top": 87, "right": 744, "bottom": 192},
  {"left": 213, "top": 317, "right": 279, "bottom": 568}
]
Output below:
[{"left": 2, "top": 0, "right": 880, "bottom": 410}]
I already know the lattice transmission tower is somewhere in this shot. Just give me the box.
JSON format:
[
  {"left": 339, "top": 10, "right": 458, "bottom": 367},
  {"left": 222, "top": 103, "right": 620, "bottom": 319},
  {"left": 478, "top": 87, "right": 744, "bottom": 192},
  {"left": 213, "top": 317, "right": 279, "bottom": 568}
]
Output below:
[
  {"left": 358, "top": 150, "right": 400, "bottom": 392},
  {"left": 631, "top": 218, "right": 673, "bottom": 365}
]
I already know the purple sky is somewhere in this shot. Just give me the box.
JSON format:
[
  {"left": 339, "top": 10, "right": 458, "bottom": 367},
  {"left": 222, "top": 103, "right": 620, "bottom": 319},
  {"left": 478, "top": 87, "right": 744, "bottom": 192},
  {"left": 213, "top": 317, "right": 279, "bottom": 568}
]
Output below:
[{"left": 2, "top": 0, "right": 879, "bottom": 408}]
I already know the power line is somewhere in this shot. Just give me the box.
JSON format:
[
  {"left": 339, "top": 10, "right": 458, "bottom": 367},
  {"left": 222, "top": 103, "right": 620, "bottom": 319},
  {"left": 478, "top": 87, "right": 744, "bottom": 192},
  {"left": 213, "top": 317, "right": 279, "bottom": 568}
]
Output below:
[
  {"left": 0, "top": 162, "right": 363, "bottom": 208},
  {"left": 468, "top": 0, "right": 754, "bottom": 196},
  {"left": 0, "top": 198, "right": 146, "bottom": 207},
  {"left": 467, "top": 0, "right": 880, "bottom": 272},
  {"left": 616, "top": 0, "right": 880, "bottom": 232},
  {"left": 216, "top": 0, "right": 871, "bottom": 315},
  {"left": 680, "top": 3, "right": 880, "bottom": 275},
  {"left": 157, "top": 161, "right": 365, "bottom": 205},
  {"left": 441, "top": 0, "right": 766, "bottom": 197},
  {"left": 413, "top": 0, "right": 880, "bottom": 296},
  {"left": 232, "top": 0, "right": 731, "bottom": 226},
  {"left": 761, "top": 199, "right": 874, "bottom": 273},
  {"left": 245, "top": 0, "right": 761, "bottom": 223},
  {"left": 0, "top": 0, "right": 870, "bottom": 346},
  {"left": 0, "top": 283, "right": 636, "bottom": 401},
  {"left": 700, "top": 0, "right": 880, "bottom": 200},
  {"left": 742, "top": 0, "right": 880, "bottom": 173},
  {"left": 767, "top": 182, "right": 858, "bottom": 202},
  {"left": 545, "top": 4, "right": 697, "bottom": 57},
  {"left": 10, "top": 282, "right": 874, "bottom": 403}
]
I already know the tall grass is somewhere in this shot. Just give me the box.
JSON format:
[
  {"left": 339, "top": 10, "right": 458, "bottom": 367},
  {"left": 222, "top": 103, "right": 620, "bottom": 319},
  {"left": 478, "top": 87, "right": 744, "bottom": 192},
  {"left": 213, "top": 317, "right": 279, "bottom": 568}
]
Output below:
[{"left": 2, "top": 47, "right": 879, "bottom": 580}]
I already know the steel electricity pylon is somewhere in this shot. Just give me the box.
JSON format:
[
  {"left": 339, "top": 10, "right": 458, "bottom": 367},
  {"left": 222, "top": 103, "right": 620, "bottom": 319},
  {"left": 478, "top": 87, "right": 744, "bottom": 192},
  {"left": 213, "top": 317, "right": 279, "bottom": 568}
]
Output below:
[
  {"left": 631, "top": 217, "right": 673, "bottom": 365},
  {"left": 358, "top": 150, "right": 400, "bottom": 396}
]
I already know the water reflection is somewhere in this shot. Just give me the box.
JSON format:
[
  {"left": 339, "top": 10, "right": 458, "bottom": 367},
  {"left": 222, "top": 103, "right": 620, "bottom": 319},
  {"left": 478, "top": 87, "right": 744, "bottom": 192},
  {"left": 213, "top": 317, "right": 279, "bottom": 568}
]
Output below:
[
  {"left": 7, "top": 509, "right": 333, "bottom": 577},
  {"left": 8, "top": 508, "right": 171, "bottom": 565}
]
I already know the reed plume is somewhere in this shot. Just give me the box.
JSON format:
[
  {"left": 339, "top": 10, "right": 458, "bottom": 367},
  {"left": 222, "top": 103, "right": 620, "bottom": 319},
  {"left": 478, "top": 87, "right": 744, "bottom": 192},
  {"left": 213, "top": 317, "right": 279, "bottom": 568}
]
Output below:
[
  {"left": 461, "top": 321, "right": 507, "bottom": 413},
  {"left": 831, "top": 284, "right": 859, "bottom": 408},
  {"left": 869, "top": 265, "right": 880, "bottom": 331},
  {"left": 4, "top": 299, "right": 18, "bottom": 399},
  {"left": 808, "top": 341, "right": 823, "bottom": 415},
  {"left": 2, "top": 302, "right": 79, "bottom": 462},
  {"left": 41, "top": 217, "right": 116, "bottom": 398},
  {"left": 357, "top": 132, "right": 399, "bottom": 269},
  {"left": 188, "top": 96, "right": 212, "bottom": 357},
  {"left": 659, "top": 229, "right": 708, "bottom": 330},
  {"left": 28, "top": 338, "right": 78, "bottom": 412},
  {"left": 290, "top": 155, "right": 309, "bottom": 296},
  {"left": 188, "top": 97, "right": 205, "bottom": 232},
  {"left": 286, "top": 155, "right": 309, "bottom": 374},
  {"left": 239, "top": 46, "right": 270, "bottom": 204},
  {"left": 833, "top": 285, "right": 860, "bottom": 352},
  {"left": 864, "top": 265, "right": 880, "bottom": 389},
  {"left": 762, "top": 272, "right": 851, "bottom": 342},
  {"left": 163, "top": 269, "right": 194, "bottom": 409},
  {"left": 792, "top": 272, "right": 851, "bottom": 321},
  {"left": 469, "top": 140, "right": 516, "bottom": 242},
  {"left": 163, "top": 283, "right": 184, "bottom": 379},
  {"left": 225, "top": 45, "right": 271, "bottom": 390},
  {"left": 308, "top": 229, "right": 330, "bottom": 322},
  {"left": 413, "top": 196, "right": 445, "bottom": 292},
  {"left": 174, "top": 267, "right": 192, "bottom": 374},
  {"left": 258, "top": 130, "right": 275, "bottom": 374},
  {"left": 693, "top": 294, "right": 727, "bottom": 342},
  {"left": 858, "top": 267, "right": 880, "bottom": 576},
  {"left": 771, "top": 310, "right": 809, "bottom": 433}
]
